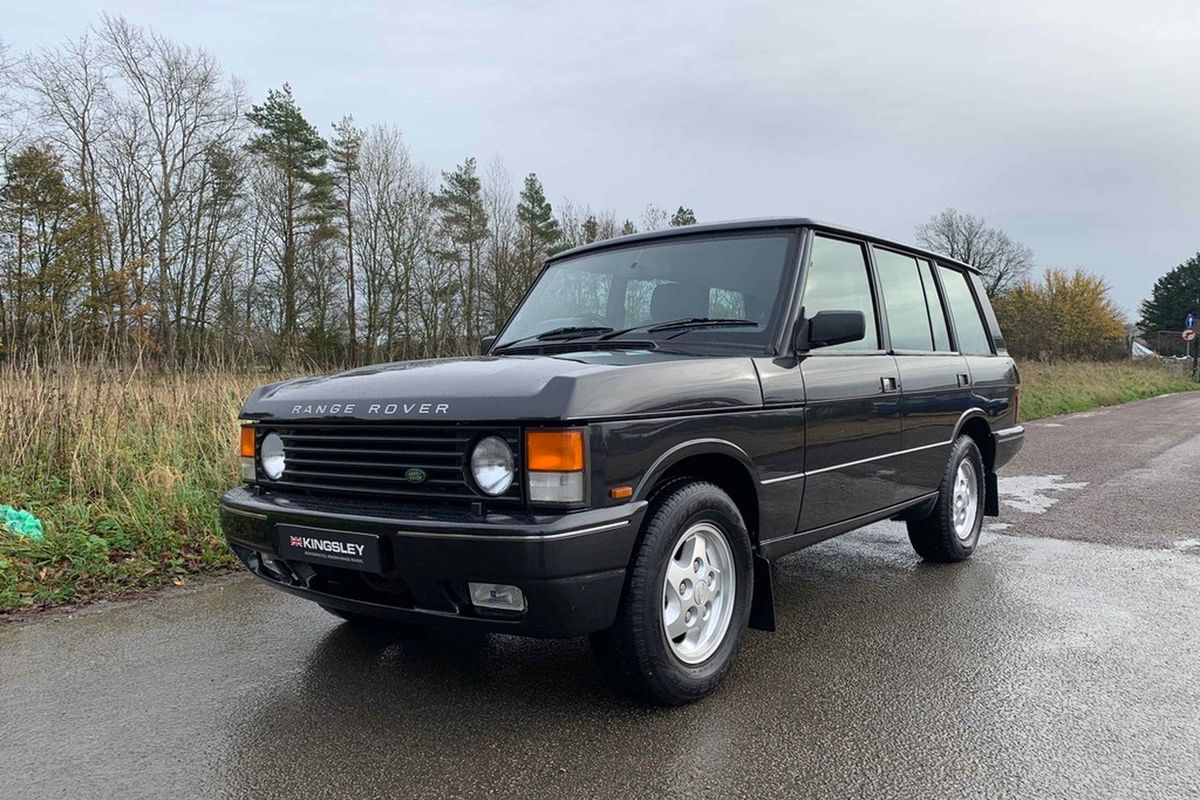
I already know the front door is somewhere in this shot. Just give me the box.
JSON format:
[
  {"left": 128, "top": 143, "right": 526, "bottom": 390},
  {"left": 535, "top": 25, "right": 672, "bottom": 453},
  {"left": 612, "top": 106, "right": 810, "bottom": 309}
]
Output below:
[{"left": 795, "top": 234, "right": 903, "bottom": 532}]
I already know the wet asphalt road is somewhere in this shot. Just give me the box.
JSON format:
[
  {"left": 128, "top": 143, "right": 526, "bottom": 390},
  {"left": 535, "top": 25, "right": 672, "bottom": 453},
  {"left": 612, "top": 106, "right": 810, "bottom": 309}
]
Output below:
[{"left": 3, "top": 393, "right": 1200, "bottom": 799}]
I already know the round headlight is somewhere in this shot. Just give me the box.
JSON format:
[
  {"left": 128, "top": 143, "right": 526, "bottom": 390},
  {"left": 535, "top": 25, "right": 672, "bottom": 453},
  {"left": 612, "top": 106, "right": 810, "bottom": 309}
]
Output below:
[
  {"left": 471, "top": 435, "right": 514, "bottom": 496},
  {"left": 260, "top": 432, "right": 286, "bottom": 480}
]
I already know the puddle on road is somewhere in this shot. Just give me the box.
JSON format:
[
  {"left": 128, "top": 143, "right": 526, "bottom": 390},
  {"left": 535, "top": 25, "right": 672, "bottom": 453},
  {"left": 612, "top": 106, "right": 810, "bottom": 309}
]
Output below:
[{"left": 997, "top": 474, "right": 1089, "bottom": 514}]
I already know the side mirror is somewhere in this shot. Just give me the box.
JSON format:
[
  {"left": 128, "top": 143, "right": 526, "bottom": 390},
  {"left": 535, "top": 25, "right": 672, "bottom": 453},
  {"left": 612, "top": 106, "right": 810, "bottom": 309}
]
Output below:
[
  {"left": 795, "top": 310, "right": 866, "bottom": 351},
  {"left": 480, "top": 334, "right": 497, "bottom": 355}
]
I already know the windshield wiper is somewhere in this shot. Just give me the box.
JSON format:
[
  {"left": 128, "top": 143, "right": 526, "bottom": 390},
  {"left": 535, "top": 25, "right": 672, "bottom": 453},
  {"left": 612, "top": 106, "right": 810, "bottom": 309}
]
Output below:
[
  {"left": 493, "top": 325, "right": 614, "bottom": 351},
  {"left": 598, "top": 317, "right": 758, "bottom": 340}
]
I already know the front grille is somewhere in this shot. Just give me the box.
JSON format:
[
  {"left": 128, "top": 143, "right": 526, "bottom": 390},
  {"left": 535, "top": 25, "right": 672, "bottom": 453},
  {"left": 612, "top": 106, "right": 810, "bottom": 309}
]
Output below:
[{"left": 258, "top": 424, "right": 522, "bottom": 503}]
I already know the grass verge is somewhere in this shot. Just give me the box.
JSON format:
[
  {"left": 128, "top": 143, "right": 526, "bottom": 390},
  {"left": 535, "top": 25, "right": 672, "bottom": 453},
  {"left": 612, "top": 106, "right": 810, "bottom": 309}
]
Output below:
[{"left": 1018, "top": 360, "right": 1198, "bottom": 421}]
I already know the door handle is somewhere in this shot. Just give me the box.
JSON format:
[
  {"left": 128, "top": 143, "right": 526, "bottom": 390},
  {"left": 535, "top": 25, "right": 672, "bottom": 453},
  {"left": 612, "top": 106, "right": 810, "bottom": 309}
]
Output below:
[
  {"left": 957, "top": 373, "right": 971, "bottom": 387},
  {"left": 880, "top": 376, "right": 899, "bottom": 393}
]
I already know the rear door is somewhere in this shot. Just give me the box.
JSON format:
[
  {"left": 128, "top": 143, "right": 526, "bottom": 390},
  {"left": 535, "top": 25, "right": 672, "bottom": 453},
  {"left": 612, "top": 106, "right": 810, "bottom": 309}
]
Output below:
[
  {"left": 795, "top": 234, "right": 903, "bottom": 532},
  {"left": 871, "top": 247, "right": 969, "bottom": 499},
  {"left": 937, "top": 264, "right": 1017, "bottom": 428}
]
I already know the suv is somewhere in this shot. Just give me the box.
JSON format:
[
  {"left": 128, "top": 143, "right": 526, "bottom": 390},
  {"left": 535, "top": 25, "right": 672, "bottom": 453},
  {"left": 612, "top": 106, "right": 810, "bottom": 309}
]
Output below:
[{"left": 221, "top": 218, "right": 1023, "bottom": 704}]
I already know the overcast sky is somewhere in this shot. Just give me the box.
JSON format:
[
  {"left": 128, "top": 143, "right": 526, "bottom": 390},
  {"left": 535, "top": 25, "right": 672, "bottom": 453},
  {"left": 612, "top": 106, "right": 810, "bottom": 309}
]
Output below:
[{"left": 7, "top": 0, "right": 1199, "bottom": 315}]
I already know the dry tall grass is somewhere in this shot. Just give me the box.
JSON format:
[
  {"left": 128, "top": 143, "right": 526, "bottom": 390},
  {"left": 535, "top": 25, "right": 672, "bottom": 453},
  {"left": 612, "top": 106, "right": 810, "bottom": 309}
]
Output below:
[{"left": 0, "top": 364, "right": 273, "bottom": 609}]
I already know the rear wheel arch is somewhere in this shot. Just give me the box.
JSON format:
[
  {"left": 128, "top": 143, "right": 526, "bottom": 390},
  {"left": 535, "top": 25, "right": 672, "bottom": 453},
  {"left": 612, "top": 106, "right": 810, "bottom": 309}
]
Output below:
[{"left": 953, "top": 410, "right": 996, "bottom": 473}]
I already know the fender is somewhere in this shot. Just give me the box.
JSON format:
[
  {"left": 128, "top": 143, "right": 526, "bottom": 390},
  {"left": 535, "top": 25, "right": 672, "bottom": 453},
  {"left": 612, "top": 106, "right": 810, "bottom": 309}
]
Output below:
[
  {"left": 949, "top": 407, "right": 989, "bottom": 441},
  {"left": 634, "top": 437, "right": 762, "bottom": 503},
  {"left": 634, "top": 437, "right": 775, "bottom": 632},
  {"left": 950, "top": 406, "right": 1001, "bottom": 516}
]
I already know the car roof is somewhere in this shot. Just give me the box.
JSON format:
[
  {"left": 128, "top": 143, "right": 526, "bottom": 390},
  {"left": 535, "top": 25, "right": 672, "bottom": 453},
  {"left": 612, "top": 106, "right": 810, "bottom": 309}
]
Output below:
[{"left": 546, "top": 217, "right": 981, "bottom": 274}]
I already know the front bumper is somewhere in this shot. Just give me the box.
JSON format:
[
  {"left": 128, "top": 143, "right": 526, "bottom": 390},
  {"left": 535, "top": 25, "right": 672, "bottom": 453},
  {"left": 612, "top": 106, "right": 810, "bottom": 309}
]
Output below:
[{"left": 220, "top": 488, "right": 645, "bottom": 638}]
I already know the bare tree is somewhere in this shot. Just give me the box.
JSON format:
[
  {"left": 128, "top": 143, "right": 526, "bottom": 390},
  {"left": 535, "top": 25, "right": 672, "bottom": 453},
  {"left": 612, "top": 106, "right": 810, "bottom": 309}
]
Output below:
[
  {"left": 0, "top": 38, "right": 22, "bottom": 154},
  {"left": 98, "top": 13, "right": 244, "bottom": 360},
  {"left": 641, "top": 203, "right": 671, "bottom": 232},
  {"left": 24, "top": 33, "right": 114, "bottom": 346},
  {"left": 915, "top": 208, "right": 1034, "bottom": 298},
  {"left": 483, "top": 156, "right": 520, "bottom": 331}
]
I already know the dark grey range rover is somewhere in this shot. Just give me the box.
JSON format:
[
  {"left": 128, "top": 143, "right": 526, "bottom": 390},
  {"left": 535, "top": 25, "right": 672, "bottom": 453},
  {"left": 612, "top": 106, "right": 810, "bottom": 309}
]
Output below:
[{"left": 221, "top": 217, "right": 1024, "bottom": 704}]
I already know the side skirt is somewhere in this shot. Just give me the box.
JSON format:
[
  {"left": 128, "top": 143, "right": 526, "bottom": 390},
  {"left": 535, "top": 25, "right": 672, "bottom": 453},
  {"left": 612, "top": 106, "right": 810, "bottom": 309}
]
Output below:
[{"left": 757, "top": 492, "right": 939, "bottom": 560}]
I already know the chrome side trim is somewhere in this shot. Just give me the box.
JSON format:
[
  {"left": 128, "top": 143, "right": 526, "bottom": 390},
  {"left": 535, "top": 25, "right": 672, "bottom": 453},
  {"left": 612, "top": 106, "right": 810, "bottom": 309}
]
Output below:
[
  {"left": 220, "top": 504, "right": 269, "bottom": 521},
  {"left": 759, "top": 439, "right": 953, "bottom": 485},
  {"left": 761, "top": 472, "right": 806, "bottom": 486},
  {"left": 394, "top": 519, "right": 631, "bottom": 543}
]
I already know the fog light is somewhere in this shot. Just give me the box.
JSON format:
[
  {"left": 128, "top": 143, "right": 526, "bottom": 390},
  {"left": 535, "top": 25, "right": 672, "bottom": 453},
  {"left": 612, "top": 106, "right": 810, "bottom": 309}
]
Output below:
[{"left": 468, "top": 582, "right": 526, "bottom": 613}]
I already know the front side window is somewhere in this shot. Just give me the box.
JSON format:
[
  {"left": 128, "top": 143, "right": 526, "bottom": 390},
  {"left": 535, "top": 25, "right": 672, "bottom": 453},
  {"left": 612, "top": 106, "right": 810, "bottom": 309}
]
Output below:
[
  {"left": 800, "top": 236, "right": 879, "bottom": 351},
  {"left": 874, "top": 247, "right": 934, "bottom": 351},
  {"left": 937, "top": 265, "right": 993, "bottom": 354},
  {"left": 495, "top": 233, "right": 794, "bottom": 350}
]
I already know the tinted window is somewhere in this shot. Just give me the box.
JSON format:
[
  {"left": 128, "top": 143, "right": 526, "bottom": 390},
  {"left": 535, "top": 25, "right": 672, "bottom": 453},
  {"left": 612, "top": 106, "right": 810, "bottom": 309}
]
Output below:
[
  {"left": 800, "top": 236, "right": 879, "bottom": 351},
  {"left": 937, "top": 265, "right": 993, "bottom": 354},
  {"left": 918, "top": 259, "right": 952, "bottom": 351},
  {"left": 496, "top": 234, "right": 793, "bottom": 349},
  {"left": 874, "top": 247, "right": 933, "bottom": 350}
]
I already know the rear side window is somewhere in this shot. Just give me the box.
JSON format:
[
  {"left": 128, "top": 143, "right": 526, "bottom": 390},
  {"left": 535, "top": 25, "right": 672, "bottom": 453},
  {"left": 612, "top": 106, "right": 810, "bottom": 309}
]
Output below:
[
  {"left": 802, "top": 236, "right": 879, "bottom": 351},
  {"left": 873, "top": 247, "right": 933, "bottom": 351},
  {"left": 918, "top": 259, "right": 952, "bottom": 351},
  {"left": 937, "top": 265, "right": 993, "bottom": 354}
]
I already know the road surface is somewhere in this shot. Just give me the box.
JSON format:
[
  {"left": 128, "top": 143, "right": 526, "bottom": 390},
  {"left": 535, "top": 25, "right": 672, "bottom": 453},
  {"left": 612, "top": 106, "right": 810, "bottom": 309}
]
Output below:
[{"left": 3, "top": 392, "right": 1199, "bottom": 799}]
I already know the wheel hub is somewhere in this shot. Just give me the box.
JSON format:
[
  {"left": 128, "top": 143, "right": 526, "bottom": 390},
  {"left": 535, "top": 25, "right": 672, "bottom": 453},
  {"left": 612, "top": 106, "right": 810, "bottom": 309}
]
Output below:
[
  {"left": 952, "top": 460, "right": 979, "bottom": 540},
  {"left": 661, "top": 521, "right": 735, "bottom": 664}
]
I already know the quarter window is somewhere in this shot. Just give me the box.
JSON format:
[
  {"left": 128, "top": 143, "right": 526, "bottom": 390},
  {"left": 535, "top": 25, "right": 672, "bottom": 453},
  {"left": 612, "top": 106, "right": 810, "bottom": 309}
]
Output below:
[
  {"left": 801, "top": 236, "right": 879, "bottom": 351},
  {"left": 937, "top": 265, "right": 993, "bottom": 354},
  {"left": 874, "top": 248, "right": 933, "bottom": 351}
]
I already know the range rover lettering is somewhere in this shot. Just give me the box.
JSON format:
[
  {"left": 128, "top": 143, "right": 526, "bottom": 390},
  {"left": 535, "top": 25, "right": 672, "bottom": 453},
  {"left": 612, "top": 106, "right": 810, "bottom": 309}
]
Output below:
[{"left": 221, "top": 218, "right": 1024, "bottom": 705}]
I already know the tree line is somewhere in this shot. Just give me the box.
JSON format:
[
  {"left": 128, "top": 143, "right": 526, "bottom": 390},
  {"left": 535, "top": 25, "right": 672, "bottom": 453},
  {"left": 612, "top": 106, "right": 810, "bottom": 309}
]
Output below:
[
  {"left": 0, "top": 17, "right": 697, "bottom": 367},
  {"left": 2, "top": 18, "right": 1191, "bottom": 369}
]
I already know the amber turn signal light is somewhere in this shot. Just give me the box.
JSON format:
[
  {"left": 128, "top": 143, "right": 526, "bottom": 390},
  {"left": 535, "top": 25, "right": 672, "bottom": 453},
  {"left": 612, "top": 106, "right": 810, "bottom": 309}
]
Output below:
[
  {"left": 526, "top": 430, "right": 584, "bottom": 472},
  {"left": 609, "top": 486, "right": 633, "bottom": 501},
  {"left": 240, "top": 425, "right": 256, "bottom": 458}
]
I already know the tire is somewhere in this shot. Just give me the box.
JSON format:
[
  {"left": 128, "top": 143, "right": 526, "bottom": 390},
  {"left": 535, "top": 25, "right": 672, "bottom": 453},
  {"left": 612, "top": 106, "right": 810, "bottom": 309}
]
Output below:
[
  {"left": 907, "top": 435, "right": 986, "bottom": 562},
  {"left": 591, "top": 480, "right": 753, "bottom": 705}
]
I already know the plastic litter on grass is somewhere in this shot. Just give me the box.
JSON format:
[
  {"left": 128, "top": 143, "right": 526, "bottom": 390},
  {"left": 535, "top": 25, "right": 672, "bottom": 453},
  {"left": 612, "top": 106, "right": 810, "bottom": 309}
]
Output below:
[{"left": 1, "top": 505, "right": 44, "bottom": 540}]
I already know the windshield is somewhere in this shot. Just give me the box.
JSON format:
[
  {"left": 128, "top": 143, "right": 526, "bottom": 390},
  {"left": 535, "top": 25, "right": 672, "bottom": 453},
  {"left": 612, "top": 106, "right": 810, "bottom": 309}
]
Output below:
[{"left": 494, "top": 232, "right": 795, "bottom": 350}]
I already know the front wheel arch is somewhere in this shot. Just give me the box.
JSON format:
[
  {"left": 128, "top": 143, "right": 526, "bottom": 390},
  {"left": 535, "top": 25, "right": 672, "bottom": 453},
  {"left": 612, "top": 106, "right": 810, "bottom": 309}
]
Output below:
[{"left": 635, "top": 440, "right": 761, "bottom": 544}]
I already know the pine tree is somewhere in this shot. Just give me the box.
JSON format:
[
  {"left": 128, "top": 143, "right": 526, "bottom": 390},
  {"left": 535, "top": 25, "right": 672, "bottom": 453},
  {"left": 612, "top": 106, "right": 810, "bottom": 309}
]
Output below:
[
  {"left": 330, "top": 115, "right": 363, "bottom": 364},
  {"left": 0, "top": 145, "right": 92, "bottom": 358},
  {"left": 1139, "top": 253, "right": 1200, "bottom": 337},
  {"left": 433, "top": 158, "right": 489, "bottom": 347},
  {"left": 245, "top": 84, "right": 333, "bottom": 351},
  {"left": 620, "top": 219, "right": 637, "bottom": 237},
  {"left": 582, "top": 215, "right": 599, "bottom": 244},
  {"left": 516, "top": 173, "right": 560, "bottom": 288},
  {"left": 671, "top": 206, "right": 697, "bottom": 226}
]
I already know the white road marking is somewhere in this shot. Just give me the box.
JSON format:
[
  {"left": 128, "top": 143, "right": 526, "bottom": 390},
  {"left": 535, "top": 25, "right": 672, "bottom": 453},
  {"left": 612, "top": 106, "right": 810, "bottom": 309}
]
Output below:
[
  {"left": 1041, "top": 423, "right": 1064, "bottom": 428},
  {"left": 1172, "top": 538, "right": 1200, "bottom": 553},
  {"left": 998, "top": 474, "right": 1089, "bottom": 514}
]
